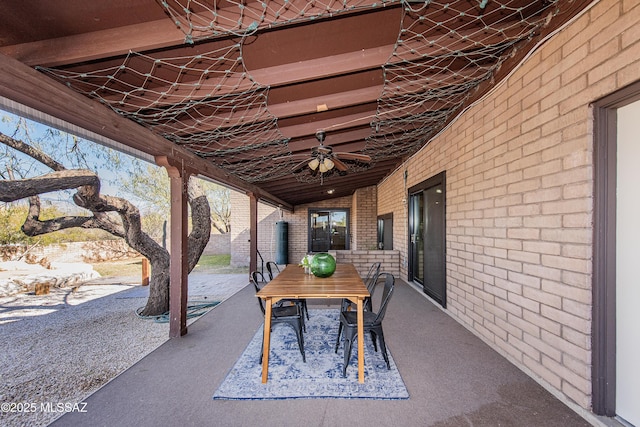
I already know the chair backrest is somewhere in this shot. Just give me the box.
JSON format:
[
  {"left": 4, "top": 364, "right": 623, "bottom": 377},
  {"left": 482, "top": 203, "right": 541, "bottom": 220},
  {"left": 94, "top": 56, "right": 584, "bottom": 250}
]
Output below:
[
  {"left": 266, "top": 261, "right": 280, "bottom": 280},
  {"left": 372, "top": 273, "right": 395, "bottom": 324},
  {"left": 250, "top": 272, "right": 266, "bottom": 315},
  {"left": 252, "top": 270, "right": 268, "bottom": 285},
  {"left": 364, "top": 262, "right": 381, "bottom": 292}
]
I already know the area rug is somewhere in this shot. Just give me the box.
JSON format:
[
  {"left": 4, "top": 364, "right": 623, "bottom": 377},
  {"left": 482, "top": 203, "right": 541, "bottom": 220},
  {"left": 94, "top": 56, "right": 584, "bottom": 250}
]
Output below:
[{"left": 213, "top": 309, "right": 409, "bottom": 400}]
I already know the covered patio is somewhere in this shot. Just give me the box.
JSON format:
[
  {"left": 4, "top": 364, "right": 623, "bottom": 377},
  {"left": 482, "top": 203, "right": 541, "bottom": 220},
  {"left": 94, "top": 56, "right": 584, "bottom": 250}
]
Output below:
[
  {"left": 51, "top": 278, "right": 595, "bottom": 427},
  {"left": 2, "top": 0, "right": 640, "bottom": 425}
]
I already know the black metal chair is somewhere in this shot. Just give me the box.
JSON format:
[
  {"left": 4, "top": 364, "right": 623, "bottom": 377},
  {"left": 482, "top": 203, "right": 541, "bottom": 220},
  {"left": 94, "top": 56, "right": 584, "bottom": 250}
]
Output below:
[
  {"left": 251, "top": 274, "right": 305, "bottom": 363},
  {"left": 265, "top": 261, "right": 309, "bottom": 324},
  {"left": 340, "top": 261, "right": 381, "bottom": 312},
  {"left": 251, "top": 270, "right": 268, "bottom": 287},
  {"left": 265, "top": 261, "right": 280, "bottom": 280},
  {"left": 334, "top": 272, "right": 395, "bottom": 377}
]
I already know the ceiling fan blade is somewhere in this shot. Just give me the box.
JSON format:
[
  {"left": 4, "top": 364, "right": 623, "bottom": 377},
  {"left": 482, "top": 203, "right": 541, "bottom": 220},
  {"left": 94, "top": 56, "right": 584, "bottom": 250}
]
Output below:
[
  {"left": 291, "top": 158, "right": 314, "bottom": 172},
  {"left": 334, "top": 152, "right": 371, "bottom": 162},
  {"left": 274, "top": 153, "right": 311, "bottom": 161},
  {"left": 317, "top": 145, "right": 332, "bottom": 155},
  {"left": 331, "top": 157, "right": 349, "bottom": 172}
]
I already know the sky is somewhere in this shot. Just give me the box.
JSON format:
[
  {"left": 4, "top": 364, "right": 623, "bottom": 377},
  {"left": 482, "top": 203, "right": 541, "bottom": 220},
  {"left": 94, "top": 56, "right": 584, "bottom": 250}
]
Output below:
[{"left": 0, "top": 107, "right": 151, "bottom": 208}]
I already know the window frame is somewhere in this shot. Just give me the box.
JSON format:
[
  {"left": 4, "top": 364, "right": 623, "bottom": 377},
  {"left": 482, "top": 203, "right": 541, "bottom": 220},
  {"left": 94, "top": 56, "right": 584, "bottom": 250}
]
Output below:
[{"left": 307, "top": 208, "right": 350, "bottom": 253}]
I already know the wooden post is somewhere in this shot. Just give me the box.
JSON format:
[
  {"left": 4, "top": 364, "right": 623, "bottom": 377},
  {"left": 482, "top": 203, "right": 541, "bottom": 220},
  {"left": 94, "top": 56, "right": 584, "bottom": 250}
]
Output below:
[
  {"left": 249, "top": 192, "right": 258, "bottom": 274},
  {"left": 156, "top": 156, "right": 190, "bottom": 338}
]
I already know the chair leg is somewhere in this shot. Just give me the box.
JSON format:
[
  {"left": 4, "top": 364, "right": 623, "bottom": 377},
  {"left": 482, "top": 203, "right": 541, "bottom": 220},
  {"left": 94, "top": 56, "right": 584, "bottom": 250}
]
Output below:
[
  {"left": 370, "top": 330, "right": 378, "bottom": 352},
  {"left": 342, "top": 335, "right": 354, "bottom": 377},
  {"left": 292, "top": 320, "right": 306, "bottom": 362},
  {"left": 334, "top": 322, "right": 343, "bottom": 353},
  {"left": 377, "top": 328, "right": 390, "bottom": 369},
  {"left": 303, "top": 300, "right": 309, "bottom": 320}
]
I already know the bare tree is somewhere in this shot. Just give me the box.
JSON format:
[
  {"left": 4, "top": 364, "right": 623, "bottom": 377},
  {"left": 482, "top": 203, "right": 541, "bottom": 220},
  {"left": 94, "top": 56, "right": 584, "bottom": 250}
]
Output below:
[
  {"left": 0, "top": 131, "right": 211, "bottom": 316},
  {"left": 120, "top": 160, "right": 231, "bottom": 234}
]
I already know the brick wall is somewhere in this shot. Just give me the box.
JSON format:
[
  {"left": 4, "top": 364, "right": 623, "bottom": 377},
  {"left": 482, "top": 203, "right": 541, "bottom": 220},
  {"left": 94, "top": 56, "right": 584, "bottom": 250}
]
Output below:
[
  {"left": 351, "top": 186, "right": 378, "bottom": 250},
  {"left": 230, "top": 186, "right": 381, "bottom": 268},
  {"left": 377, "top": 0, "right": 640, "bottom": 412},
  {"left": 229, "top": 191, "right": 250, "bottom": 266},
  {"left": 202, "top": 233, "right": 230, "bottom": 255},
  {"left": 335, "top": 250, "right": 400, "bottom": 277},
  {"left": 1, "top": 240, "right": 140, "bottom": 263}
]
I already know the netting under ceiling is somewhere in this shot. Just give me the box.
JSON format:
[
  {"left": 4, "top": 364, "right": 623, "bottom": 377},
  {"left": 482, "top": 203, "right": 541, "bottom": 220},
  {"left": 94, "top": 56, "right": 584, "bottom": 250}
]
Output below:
[{"left": 38, "top": 0, "right": 564, "bottom": 184}]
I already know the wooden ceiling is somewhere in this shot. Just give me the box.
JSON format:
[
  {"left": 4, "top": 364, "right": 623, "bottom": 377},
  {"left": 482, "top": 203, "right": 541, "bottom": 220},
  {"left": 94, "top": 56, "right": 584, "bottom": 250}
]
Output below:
[{"left": 0, "top": 0, "right": 592, "bottom": 208}]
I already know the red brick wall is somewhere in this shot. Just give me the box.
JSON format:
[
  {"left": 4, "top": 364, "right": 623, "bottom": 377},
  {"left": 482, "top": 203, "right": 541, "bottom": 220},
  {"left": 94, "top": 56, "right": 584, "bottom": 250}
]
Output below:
[{"left": 378, "top": 0, "right": 640, "bottom": 412}]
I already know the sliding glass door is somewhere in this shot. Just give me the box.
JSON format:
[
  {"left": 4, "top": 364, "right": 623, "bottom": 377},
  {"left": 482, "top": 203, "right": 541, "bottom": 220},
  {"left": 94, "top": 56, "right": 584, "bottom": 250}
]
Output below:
[{"left": 408, "top": 172, "right": 446, "bottom": 307}]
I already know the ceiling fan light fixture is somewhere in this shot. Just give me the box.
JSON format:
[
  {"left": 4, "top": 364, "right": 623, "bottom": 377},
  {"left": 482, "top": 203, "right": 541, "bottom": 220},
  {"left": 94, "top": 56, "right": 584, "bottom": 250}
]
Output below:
[
  {"left": 323, "top": 158, "right": 334, "bottom": 171},
  {"left": 308, "top": 158, "right": 320, "bottom": 170},
  {"left": 319, "top": 162, "right": 329, "bottom": 173}
]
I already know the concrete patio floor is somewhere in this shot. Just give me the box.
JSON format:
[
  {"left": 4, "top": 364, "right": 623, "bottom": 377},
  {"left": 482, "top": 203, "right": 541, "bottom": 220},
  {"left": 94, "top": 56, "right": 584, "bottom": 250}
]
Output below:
[{"left": 51, "top": 275, "right": 610, "bottom": 427}]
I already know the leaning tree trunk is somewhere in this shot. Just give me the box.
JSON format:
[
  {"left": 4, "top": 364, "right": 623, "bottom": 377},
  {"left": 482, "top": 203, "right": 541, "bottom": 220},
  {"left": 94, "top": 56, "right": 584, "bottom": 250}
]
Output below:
[
  {"left": 138, "top": 179, "right": 211, "bottom": 316},
  {"left": 0, "top": 131, "right": 212, "bottom": 317}
]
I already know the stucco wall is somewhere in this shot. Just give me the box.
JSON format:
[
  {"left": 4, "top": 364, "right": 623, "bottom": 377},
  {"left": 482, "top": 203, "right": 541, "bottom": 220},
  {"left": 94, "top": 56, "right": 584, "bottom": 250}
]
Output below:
[{"left": 378, "top": 0, "right": 639, "bottom": 412}]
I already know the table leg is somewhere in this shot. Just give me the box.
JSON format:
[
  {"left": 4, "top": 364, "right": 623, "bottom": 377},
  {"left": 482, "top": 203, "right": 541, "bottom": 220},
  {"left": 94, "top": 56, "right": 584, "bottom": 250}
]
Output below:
[
  {"left": 261, "top": 297, "right": 273, "bottom": 383},
  {"left": 357, "top": 297, "right": 365, "bottom": 383}
]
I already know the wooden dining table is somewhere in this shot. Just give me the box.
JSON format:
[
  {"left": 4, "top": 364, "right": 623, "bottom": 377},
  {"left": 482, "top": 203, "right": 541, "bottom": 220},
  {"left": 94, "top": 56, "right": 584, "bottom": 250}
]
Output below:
[{"left": 256, "top": 263, "right": 370, "bottom": 383}]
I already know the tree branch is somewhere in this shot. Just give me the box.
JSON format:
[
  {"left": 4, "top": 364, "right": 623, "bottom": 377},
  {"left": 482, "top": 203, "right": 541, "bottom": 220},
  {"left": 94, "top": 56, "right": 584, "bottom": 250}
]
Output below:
[
  {"left": 0, "top": 132, "right": 66, "bottom": 171},
  {"left": 0, "top": 169, "right": 99, "bottom": 202},
  {"left": 23, "top": 195, "right": 96, "bottom": 236}
]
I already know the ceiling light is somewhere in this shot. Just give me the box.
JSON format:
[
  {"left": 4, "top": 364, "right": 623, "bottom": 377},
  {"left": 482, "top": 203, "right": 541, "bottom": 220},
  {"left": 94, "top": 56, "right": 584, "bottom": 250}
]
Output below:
[
  {"left": 327, "top": 189, "right": 335, "bottom": 194},
  {"left": 323, "top": 158, "right": 334, "bottom": 171},
  {"left": 308, "top": 158, "right": 320, "bottom": 170}
]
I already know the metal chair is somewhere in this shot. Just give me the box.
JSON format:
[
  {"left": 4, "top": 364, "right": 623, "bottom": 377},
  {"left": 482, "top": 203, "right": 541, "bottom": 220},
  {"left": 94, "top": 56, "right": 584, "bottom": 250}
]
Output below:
[
  {"left": 265, "top": 261, "right": 280, "bottom": 280},
  {"left": 251, "top": 270, "right": 268, "bottom": 287},
  {"left": 334, "top": 272, "right": 395, "bottom": 377},
  {"left": 265, "top": 261, "right": 309, "bottom": 324},
  {"left": 251, "top": 274, "right": 305, "bottom": 363},
  {"left": 340, "top": 261, "right": 381, "bottom": 312}
]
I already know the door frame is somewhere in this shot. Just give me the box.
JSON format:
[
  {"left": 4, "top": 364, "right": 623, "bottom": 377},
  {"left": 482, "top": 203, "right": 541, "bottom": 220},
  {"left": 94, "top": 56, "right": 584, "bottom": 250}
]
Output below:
[
  {"left": 592, "top": 79, "right": 640, "bottom": 416},
  {"left": 407, "top": 170, "right": 446, "bottom": 306}
]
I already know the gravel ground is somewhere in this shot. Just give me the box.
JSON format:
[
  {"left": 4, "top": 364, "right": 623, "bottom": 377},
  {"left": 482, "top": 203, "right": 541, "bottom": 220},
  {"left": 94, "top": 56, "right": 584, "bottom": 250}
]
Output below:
[{"left": 0, "top": 273, "right": 248, "bottom": 427}]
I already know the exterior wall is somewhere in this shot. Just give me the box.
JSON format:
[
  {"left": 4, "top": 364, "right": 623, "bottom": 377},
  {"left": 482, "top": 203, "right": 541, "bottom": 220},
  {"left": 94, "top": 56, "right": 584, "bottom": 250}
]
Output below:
[
  {"left": 202, "top": 233, "right": 230, "bottom": 256},
  {"left": 229, "top": 191, "right": 251, "bottom": 267},
  {"left": 230, "top": 186, "right": 381, "bottom": 270},
  {"left": 334, "top": 250, "right": 400, "bottom": 278},
  {"left": 377, "top": 0, "right": 640, "bottom": 413},
  {"left": 229, "top": 191, "right": 283, "bottom": 266},
  {"left": 0, "top": 240, "right": 140, "bottom": 263},
  {"left": 351, "top": 186, "right": 378, "bottom": 250}
]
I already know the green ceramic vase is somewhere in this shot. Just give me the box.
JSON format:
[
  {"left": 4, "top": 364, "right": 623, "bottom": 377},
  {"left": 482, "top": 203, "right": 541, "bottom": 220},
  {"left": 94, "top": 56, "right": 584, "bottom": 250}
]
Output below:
[{"left": 310, "top": 252, "right": 336, "bottom": 278}]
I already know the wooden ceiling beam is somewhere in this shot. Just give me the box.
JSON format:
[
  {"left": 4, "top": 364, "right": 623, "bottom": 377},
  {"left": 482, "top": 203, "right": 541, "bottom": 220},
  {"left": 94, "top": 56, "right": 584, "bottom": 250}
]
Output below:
[
  {"left": 278, "top": 111, "right": 375, "bottom": 140},
  {"left": 0, "top": 1, "right": 388, "bottom": 68},
  {"left": 148, "top": 85, "right": 383, "bottom": 137},
  {"left": 0, "top": 19, "right": 186, "bottom": 67},
  {"left": 0, "top": 52, "right": 293, "bottom": 211}
]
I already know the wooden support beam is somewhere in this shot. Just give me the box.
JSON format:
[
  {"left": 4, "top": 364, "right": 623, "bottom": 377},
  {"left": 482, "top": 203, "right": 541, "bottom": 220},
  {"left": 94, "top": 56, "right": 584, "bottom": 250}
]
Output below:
[
  {"left": 249, "top": 192, "right": 258, "bottom": 275},
  {"left": 157, "top": 156, "right": 190, "bottom": 338},
  {"left": 0, "top": 52, "right": 293, "bottom": 212}
]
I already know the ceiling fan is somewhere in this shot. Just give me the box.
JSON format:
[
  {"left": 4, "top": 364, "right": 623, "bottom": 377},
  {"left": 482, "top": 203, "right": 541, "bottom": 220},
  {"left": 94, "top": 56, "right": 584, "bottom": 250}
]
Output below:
[{"left": 290, "top": 130, "right": 371, "bottom": 175}]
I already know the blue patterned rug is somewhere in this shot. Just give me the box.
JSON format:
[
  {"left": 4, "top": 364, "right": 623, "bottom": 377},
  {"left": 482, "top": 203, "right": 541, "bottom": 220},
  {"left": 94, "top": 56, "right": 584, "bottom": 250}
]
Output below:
[{"left": 213, "top": 309, "right": 409, "bottom": 400}]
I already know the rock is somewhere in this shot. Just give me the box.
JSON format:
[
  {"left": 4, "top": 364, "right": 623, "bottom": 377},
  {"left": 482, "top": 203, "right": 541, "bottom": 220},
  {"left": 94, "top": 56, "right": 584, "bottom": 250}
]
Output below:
[{"left": 0, "top": 261, "right": 101, "bottom": 297}]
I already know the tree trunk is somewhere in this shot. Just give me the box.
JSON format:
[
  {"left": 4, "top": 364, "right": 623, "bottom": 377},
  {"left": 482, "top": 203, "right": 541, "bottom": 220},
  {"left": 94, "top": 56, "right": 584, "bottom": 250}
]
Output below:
[{"left": 1, "top": 131, "right": 213, "bottom": 317}]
